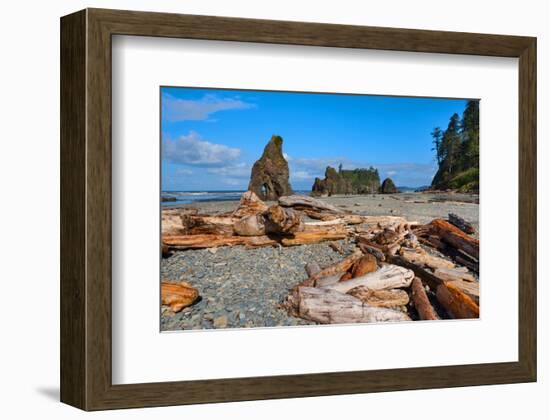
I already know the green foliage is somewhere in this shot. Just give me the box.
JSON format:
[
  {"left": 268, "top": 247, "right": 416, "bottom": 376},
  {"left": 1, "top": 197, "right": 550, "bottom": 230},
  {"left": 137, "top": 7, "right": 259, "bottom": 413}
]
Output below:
[
  {"left": 340, "top": 166, "right": 380, "bottom": 193},
  {"left": 431, "top": 100, "right": 480, "bottom": 192},
  {"left": 447, "top": 167, "right": 479, "bottom": 192}
]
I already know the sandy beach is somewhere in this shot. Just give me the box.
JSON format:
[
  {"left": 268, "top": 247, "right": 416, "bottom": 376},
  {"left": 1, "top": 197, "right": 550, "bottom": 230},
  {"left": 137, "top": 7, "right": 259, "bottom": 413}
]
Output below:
[{"left": 161, "top": 192, "right": 479, "bottom": 331}]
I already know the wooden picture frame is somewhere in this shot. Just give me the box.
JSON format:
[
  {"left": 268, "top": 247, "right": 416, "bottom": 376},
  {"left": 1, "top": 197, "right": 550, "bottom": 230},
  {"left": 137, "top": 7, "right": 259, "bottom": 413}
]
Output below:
[{"left": 60, "top": 8, "right": 537, "bottom": 411}]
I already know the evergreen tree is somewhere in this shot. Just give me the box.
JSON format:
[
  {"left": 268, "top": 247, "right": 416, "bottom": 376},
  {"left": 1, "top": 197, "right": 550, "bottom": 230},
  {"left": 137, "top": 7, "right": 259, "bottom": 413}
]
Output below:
[{"left": 430, "top": 101, "right": 480, "bottom": 191}]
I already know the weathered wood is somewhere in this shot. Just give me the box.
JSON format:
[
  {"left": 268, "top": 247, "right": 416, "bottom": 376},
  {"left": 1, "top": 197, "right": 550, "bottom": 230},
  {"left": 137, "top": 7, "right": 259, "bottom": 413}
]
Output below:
[
  {"left": 323, "top": 264, "right": 414, "bottom": 293},
  {"left": 400, "top": 248, "right": 455, "bottom": 270},
  {"left": 163, "top": 234, "right": 278, "bottom": 250},
  {"left": 350, "top": 254, "right": 378, "bottom": 278},
  {"left": 279, "top": 195, "right": 345, "bottom": 214},
  {"left": 329, "top": 241, "right": 345, "bottom": 255},
  {"left": 348, "top": 287, "right": 409, "bottom": 308},
  {"left": 358, "top": 242, "right": 386, "bottom": 261},
  {"left": 161, "top": 281, "right": 199, "bottom": 312},
  {"left": 339, "top": 272, "right": 353, "bottom": 282},
  {"left": 411, "top": 278, "right": 439, "bottom": 320},
  {"left": 301, "top": 208, "right": 340, "bottom": 221},
  {"left": 316, "top": 272, "right": 346, "bottom": 287},
  {"left": 296, "top": 251, "right": 362, "bottom": 288},
  {"left": 388, "top": 255, "right": 444, "bottom": 291},
  {"left": 233, "top": 213, "right": 265, "bottom": 236},
  {"left": 430, "top": 219, "right": 479, "bottom": 259},
  {"left": 446, "top": 279, "right": 479, "bottom": 305},
  {"left": 231, "top": 190, "right": 268, "bottom": 218},
  {"left": 286, "top": 287, "right": 411, "bottom": 324},
  {"left": 281, "top": 230, "right": 347, "bottom": 246},
  {"left": 181, "top": 214, "right": 237, "bottom": 236},
  {"left": 449, "top": 213, "right": 476, "bottom": 234},
  {"left": 436, "top": 281, "right": 480, "bottom": 319},
  {"left": 265, "top": 205, "right": 302, "bottom": 234},
  {"left": 162, "top": 208, "right": 198, "bottom": 235},
  {"left": 434, "top": 267, "right": 475, "bottom": 283}
]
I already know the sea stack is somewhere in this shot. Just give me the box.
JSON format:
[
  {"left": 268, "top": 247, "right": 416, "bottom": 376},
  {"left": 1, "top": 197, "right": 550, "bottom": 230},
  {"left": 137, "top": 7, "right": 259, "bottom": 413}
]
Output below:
[
  {"left": 248, "top": 135, "right": 292, "bottom": 200},
  {"left": 379, "top": 177, "right": 398, "bottom": 194}
]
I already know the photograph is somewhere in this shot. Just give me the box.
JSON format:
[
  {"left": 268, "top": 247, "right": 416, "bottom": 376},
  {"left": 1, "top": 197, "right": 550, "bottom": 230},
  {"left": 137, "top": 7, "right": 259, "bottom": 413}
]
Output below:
[{"left": 160, "top": 87, "right": 480, "bottom": 331}]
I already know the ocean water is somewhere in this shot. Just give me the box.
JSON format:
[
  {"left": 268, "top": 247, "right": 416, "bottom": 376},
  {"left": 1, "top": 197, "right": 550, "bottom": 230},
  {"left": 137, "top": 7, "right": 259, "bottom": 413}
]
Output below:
[
  {"left": 161, "top": 191, "right": 244, "bottom": 207},
  {"left": 161, "top": 190, "right": 311, "bottom": 207}
]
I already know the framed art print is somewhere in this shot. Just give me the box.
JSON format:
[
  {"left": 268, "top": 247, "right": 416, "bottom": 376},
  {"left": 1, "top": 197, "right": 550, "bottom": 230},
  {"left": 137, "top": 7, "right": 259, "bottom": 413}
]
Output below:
[{"left": 61, "top": 8, "right": 536, "bottom": 410}]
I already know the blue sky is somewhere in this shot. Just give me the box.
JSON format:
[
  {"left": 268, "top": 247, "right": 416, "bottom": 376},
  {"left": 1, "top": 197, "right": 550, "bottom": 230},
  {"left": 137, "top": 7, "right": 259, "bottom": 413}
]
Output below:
[{"left": 161, "top": 87, "right": 468, "bottom": 191}]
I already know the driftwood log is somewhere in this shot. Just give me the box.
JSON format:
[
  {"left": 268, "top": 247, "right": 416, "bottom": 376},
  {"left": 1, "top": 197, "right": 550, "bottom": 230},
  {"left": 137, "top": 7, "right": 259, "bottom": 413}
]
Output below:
[
  {"left": 284, "top": 287, "right": 411, "bottom": 324},
  {"left": 350, "top": 254, "right": 378, "bottom": 278},
  {"left": 390, "top": 256, "right": 479, "bottom": 319},
  {"left": 323, "top": 264, "right": 414, "bottom": 294},
  {"left": 430, "top": 219, "right": 479, "bottom": 259},
  {"left": 181, "top": 214, "right": 238, "bottom": 236},
  {"left": 436, "top": 281, "right": 479, "bottom": 319},
  {"left": 433, "top": 267, "right": 475, "bottom": 282},
  {"left": 399, "top": 247, "right": 455, "bottom": 270},
  {"left": 161, "top": 281, "right": 199, "bottom": 312},
  {"left": 279, "top": 195, "right": 345, "bottom": 214},
  {"left": 295, "top": 251, "right": 362, "bottom": 288},
  {"left": 410, "top": 277, "right": 439, "bottom": 320},
  {"left": 347, "top": 287, "right": 409, "bottom": 308},
  {"left": 448, "top": 213, "right": 476, "bottom": 234},
  {"left": 234, "top": 205, "right": 302, "bottom": 236},
  {"left": 231, "top": 191, "right": 268, "bottom": 218},
  {"left": 163, "top": 234, "right": 278, "bottom": 250}
]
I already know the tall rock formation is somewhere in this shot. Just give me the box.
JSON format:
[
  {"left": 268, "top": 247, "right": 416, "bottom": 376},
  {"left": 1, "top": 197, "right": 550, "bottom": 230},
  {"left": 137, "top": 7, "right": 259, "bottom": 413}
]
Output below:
[
  {"left": 248, "top": 135, "right": 293, "bottom": 200},
  {"left": 379, "top": 177, "right": 398, "bottom": 194}
]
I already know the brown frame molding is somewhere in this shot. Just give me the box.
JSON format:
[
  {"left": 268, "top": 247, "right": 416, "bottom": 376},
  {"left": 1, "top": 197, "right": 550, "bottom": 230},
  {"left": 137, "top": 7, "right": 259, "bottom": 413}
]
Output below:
[{"left": 60, "top": 8, "right": 537, "bottom": 411}]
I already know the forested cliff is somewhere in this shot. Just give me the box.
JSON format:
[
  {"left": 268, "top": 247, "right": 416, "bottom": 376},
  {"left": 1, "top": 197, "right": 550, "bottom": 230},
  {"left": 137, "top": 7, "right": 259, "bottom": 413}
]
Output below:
[{"left": 431, "top": 100, "right": 479, "bottom": 192}]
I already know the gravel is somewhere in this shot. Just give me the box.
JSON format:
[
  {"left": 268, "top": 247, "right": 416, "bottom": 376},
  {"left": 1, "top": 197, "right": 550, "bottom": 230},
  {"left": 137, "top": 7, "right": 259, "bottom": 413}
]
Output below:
[{"left": 160, "top": 239, "right": 358, "bottom": 331}]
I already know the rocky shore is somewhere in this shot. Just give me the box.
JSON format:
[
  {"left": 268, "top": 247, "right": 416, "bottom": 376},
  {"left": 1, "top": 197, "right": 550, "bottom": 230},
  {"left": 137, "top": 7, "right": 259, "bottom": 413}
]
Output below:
[{"left": 161, "top": 191, "right": 479, "bottom": 331}]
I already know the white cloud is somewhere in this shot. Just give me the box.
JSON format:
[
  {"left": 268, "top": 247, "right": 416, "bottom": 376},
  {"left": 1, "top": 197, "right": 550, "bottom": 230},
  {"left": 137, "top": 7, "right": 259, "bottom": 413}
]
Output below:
[
  {"left": 387, "top": 170, "right": 398, "bottom": 176},
  {"left": 162, "top": 94, "right": 253, "bottom": 121},
  {"left": 175, "top": 168, "right": 193, "bottom": 175},
  {"left": 163, "top": 132, "right": 241, "bottom": 167},
  {"left": 207, "top": 162, "right": 251, "bottom": 178}
]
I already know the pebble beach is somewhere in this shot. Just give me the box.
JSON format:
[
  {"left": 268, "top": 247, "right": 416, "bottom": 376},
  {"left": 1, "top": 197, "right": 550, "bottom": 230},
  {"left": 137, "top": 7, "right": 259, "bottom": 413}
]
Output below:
[{"left": 161, "top": 192, "right": 479, "bottom": 331}]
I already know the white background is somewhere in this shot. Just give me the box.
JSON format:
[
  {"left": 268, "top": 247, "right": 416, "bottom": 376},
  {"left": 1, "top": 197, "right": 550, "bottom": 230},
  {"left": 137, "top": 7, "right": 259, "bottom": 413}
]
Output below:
[
  {"left": 112, "top": 36, "right": 518, "bottom": 384},
  {"left": 0, "top": 0, "right": 547, "bottom": 419}
]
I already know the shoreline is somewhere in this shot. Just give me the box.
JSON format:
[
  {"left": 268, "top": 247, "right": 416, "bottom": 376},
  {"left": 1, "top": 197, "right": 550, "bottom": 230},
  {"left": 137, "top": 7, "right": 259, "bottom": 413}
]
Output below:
[{"left": 161, "top": 192, "right": 479, "bottom": 331}]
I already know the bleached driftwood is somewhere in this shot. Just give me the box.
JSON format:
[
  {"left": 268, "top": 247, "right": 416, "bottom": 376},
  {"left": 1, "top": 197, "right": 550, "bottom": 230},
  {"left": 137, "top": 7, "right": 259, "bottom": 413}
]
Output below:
[
  {"left": 285, "top": 287, "right": 411, "bottom": 324},
  {"left": 347, "top": 287, "right": 409, "bottom": 308},
  {"left": 322, "top": 264, "right": 414, "bottom": 294},
  {"left": 231, "top": 191, "right": 268, "bottom": 218},
  {"left": 433, "top": 267, "right": 475, "bottom": 283},
  {"left": 399, "top": 248, "right": 455, "bottom": 270},
  {"left": 181, "top": 214, "right": 238, "bottom": 236},
  {"left": 410, "top": 278, "right": 439, "bottom": 320},
  {"left": 233, "top": 205, "right": 302, "bottom": 236},
  {"left": 162, "top": 208, "right": 198, "bottom": 236},
  {"left": 279, "top": 195, "right": 345, "bottom": 214},
  {"left": 315, "top": 272, "right": 346, "bottom": 287}
]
